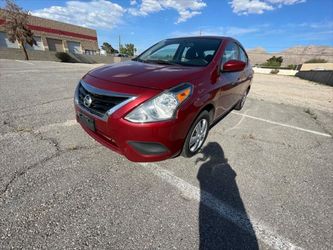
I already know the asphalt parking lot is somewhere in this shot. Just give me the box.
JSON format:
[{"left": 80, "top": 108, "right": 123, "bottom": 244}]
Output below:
[{"left": 0, "top": 59, "right": 332, "bottom": 249}]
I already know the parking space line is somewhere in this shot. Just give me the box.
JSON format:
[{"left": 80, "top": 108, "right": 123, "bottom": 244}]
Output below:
[
  {"left": 231, "top": 112, "right": 332, "bottom": 137},
  {"left": 140, "top": 162, "right": 302, "bottom": 250},
  {"left": 6, "top": 69, "right": 41, "bottom": 73},
  {"left": 224, "top": 109, "right": 249, "bottom": 133},
  {"left": 15, "top": 60, "right": 34, "bottom": 65}
]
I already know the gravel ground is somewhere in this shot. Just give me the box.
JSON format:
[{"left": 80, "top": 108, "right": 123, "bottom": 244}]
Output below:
[{"left": 251, "top": 73, "right": 333, "bottom": 113}]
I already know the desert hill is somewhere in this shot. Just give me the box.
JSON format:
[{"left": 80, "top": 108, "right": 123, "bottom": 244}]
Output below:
[{"left": 247, "top": 45, "right": 333, "bottom": 66}]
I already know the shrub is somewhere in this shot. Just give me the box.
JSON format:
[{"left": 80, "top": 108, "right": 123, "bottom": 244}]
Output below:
[
  {"left": 287, "top": 64, "right": 297, "bottom": 70},
  {"left": 270, "top": 69, "right": 279, "bottom": 74},
  {"left": 304, "top": 58, "right": 328, "bottom": 63},
  {"left": 55, "top": 52, "right": 73, "bottom": 62},
  {"left": 262, "top": 56, "right": 283, "bottom": 68}
]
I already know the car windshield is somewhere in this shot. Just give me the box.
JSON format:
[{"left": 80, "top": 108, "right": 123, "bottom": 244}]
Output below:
[{"left": 134, "top": 38, "right": 222, "bottom": 67}]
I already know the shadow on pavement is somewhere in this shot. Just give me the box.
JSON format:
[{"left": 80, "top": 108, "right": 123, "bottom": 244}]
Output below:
[{"left": 196, "top": 142, "right": 259, "bottom": 249}]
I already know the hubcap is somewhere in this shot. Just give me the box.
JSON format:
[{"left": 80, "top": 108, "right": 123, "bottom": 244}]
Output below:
[{"left": 189, "top": 119, "right": 208, "bottom": 152}]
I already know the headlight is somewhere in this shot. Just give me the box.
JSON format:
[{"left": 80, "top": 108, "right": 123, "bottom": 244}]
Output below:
[{"left": 125, "top": 83, "right": 192, "bottom": 123}]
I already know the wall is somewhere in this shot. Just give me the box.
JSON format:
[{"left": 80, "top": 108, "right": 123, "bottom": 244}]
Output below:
[
  {"left": 0, "top": 47, "right": 60, "bottom": 61},
  {"left": 300, "top": 63, "right": 333, "bottom": 71},
  {"left": 296, "top": 71, "right": 333, "bottom": 86},
  {"left": 252, "top": 67, "right": 298, "bottom": 76},
  {"left": 69, "top": 53, "right": 130, "bottom": 64},
  {"left": 0, "top": 47, "right": 130, "bottom": 64},
  {"left": 252, "top": 65, "right": 333, "bottom": 86}
]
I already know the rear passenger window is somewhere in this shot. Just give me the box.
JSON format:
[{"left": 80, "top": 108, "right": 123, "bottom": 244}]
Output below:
[
  {"left": 239, "top": 46, "right": 248, "bottom": 64},
  {"left": 222, "top": 42, "right": 239, "bottom": 65}
]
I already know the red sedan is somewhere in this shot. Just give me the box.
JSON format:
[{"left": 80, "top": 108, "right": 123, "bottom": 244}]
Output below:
[{"left": 74, "top": 36, "right": 253, "bottom": 162}]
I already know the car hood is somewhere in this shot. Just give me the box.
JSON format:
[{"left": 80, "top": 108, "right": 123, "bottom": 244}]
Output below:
[{"left": 87, "top": 60, "right": 204, "bottom": 90}]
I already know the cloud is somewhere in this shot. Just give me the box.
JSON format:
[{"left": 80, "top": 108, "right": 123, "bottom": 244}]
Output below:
[
  {"left": 287, "top": 21, "right": 333, "bottom": 29},
  {"left": 225, "top": 27, "right": 259, "bottom": 36},
  {"left": 229, "top": 0, "right": 305, "bottom": 15},
  {"left": 172, "top": 26, "right": 259, "bottom": 37},
  {"left": 130, "top": 0, "right": 137, "bottom": 5},
  {"left": 128, "top": 0, "right": 207, "bottom": 23},
  {"left": 32, "top": 0, "right": 125, "bottom": 29},
  {"left": 267, "top": 0, "right": 305, "bottom": 5}
]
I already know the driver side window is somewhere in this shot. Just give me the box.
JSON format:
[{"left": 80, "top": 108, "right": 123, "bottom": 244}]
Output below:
[
  {"left": 147, "top": 43, "right": 179, "bottom": 60},
  {"left": 222, "top": 42, "right": 239, "bottom": 66}
]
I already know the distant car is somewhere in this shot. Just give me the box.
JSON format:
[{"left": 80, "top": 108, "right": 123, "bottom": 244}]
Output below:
[
  {"left": 115, "top": 53, "right": 129, "bottom": 57},
  {"left": 74, "top": 36, "right": 253, "bottom": 162}
]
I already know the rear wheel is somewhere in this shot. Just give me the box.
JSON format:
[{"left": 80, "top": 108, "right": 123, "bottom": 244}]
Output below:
[
  {"left": 181, "top": 111, "right": 210, "bottom": 158},
  {"left": 234, "top": 88, "right": 249, "bottom": 111}
]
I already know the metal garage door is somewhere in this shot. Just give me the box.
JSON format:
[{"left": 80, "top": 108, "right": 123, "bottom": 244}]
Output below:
[
  {"left": 47, "top": 38, "right": 63, "bottom": 52},
  {"left": 67, "top": 41, "right": 82, "bottom": 54}
]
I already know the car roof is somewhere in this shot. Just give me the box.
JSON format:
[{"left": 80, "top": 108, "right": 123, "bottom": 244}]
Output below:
[{"left": 166, "top": 36, "right": 231, "bottom": 41}]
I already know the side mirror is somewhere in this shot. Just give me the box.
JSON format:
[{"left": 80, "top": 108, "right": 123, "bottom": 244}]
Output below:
[{"left": 222, "top": 60, "right": 246, "bottom": 72}]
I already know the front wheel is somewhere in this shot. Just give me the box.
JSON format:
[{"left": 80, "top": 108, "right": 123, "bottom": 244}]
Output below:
[{"left": 181, "top": 111, "right": 210, "bottom": 158}]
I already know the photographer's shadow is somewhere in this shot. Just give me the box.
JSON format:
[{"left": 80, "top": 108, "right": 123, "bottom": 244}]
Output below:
[{"left": 196, "top": 142, "right": 258, "bottom": 249}]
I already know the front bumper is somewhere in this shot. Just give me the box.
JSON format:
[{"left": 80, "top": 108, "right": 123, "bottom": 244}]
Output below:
[
  {"left": 74, "top": 74, "right": 198, "bottom": 162},
  {"left": 75, "top": 104, "right": 192, "bottom": 162}
]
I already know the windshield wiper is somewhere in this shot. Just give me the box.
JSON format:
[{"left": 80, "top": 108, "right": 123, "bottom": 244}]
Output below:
[{"left": 140, "top": 59, "right": 180, "bottom": 65}]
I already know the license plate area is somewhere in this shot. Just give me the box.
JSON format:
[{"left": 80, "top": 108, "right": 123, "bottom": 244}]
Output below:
[{"left": 78, "top": 112, "right": 96, "bottom": 131}]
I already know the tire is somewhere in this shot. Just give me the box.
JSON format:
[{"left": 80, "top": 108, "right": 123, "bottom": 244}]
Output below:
[
  {"left": 181, "top": 110, "right": 210, "bottom": 158},
  {"left": 234, "top": 88, "right": 249, "bottom": 111}
]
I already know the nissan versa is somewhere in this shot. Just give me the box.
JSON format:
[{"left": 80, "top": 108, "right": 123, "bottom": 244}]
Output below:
[{"left": 74, "top": 36, "right": 253, "bottom": 162}]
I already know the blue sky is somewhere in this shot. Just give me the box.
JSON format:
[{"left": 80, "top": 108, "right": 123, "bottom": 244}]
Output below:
[{"left": 3, "top": 0, "right": 333, "bottom": 53}]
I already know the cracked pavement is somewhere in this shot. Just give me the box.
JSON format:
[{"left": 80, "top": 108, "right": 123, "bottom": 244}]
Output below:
[{"left": 0, "top": 59, "right": 332, "bottom": 249}]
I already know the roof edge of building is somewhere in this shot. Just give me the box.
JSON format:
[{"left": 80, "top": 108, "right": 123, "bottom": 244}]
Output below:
[{"left": 0, "top": 9, "right": 97, "bottom": 34}]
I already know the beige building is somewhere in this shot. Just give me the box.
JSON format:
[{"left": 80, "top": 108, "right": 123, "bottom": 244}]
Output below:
[{"left": 0, "top": 10, "right": 99, "bottom": 55}]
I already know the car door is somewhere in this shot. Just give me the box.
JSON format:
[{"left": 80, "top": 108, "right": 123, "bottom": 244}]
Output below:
[
  {"left": 214, "top": 41, "right": 241, "bottom": 117},
  {"left": 235, "top": 44, "right": 252, "bottom": 101}
]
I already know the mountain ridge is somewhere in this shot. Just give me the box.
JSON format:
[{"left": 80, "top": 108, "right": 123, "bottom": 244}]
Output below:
[{"left": 247, "top": 45, "right": 333, "bottom": 66}]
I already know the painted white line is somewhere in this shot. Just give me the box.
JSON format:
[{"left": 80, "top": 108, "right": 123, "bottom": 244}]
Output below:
[
  {"left": 2, "top": 69, "right": 85, "bottom": 74},
  {"left": 1, "top": 67, "right": 87, "bottom": 70},
  {"left": 2, "top": 64, "right": 97, "bottom": 71},
  {"left": 224, "top": 109, "right": 249, "bottom": 133},
  {"left": 1, "top": 69, "right": 40, "bottom": 74},
  {"left": 15, "top": 60, "right": 34, "bottom": 65},
  {"left": 231, "top": 112, "right": 332, "bottom": 138},
  {"left": 140, "top": 162, "right": 303, "bottom": 250}
]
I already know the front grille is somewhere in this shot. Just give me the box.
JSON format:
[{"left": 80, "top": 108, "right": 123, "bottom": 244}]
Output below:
[{"left": 78, "top": 81, "right": 130, "bottom": 118}]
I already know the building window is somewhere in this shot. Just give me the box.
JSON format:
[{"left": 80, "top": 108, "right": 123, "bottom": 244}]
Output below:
[
  {"left": 47, "top": 38, "right": 64, "bottom": 52},
  {"left": 67, "top": 41, "right": 82, "bottom": 54},
  {"left": 0, "top": 31, "right": 20, "bottom": 48},
  {"left": 25, "top": 36, "right": 44, "bottom": 51},
  {"left": 84, "top": 49, "right": 97, "bottom": 55}
]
